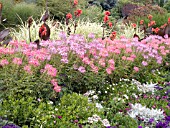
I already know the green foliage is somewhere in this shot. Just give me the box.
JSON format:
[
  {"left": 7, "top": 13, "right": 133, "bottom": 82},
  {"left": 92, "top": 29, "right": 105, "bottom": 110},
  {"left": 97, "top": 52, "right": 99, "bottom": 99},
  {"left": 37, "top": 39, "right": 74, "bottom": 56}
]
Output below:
[
  {"left": 0, "top": 96, "right": 37, "bottom": 127},
  {"left": 1, "top": 0, "right": 42, "bottom": 27},
  {"left": 135, "top": 13, "right": 170, "bottom": 28},
  {"left": 110, "top": 113, "right": 138, "bottom": 128},
  {"left": 0, "top": 96, "right": 56, "bottom": 127},
  {"left": 56, "top": 93, "right": 101, "bottom": 123},
  {"left": 79, "top": 6, "right": 103, "bottom": 23},
  {"left": 164, "top": 1, "right": 170, "bottom": 12},
  {"left": 36, "top": 0, "right": 87, "bottom": 21}
]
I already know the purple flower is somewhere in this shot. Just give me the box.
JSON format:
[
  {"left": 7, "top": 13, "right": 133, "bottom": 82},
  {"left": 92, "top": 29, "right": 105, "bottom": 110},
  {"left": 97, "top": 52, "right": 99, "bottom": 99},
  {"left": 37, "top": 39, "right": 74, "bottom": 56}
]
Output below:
[
  {"left": 78, "top": 124, "right": 82, "bottom": 128},
  {"left": 138, "top": 126, "right": 142, "bottom": 128},
  {"left": 2, "top": 124, "right": 21, "bottom": 128},
  {"left": 165, "top": 116, "right": 170, "bottom": 121},
  {"left": 154, "top": 85, "right": 163, "bottom": 90},
  {"left": 74, "top": 120, "right": 78, "bottom": 123},
  {"left": 149, "top": 118, "right": 154, "bottom": 124},
  {"left": 57, "top": 116, "right": 62, "bottom": 119},
  {"left": 106, "top": 126, "right": 117, "bottom": 128},
  {"left": 168, "top": 103, "right": 170, "bottom": 107}
]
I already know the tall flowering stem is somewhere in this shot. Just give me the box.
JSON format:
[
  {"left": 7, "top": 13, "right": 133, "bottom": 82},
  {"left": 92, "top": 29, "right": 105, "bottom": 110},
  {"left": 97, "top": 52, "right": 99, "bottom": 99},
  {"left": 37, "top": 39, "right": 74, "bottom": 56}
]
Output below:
[
  {"left": 66, "top": 0, "right": 82, "bottom": 36},
  {"left": 0, "top": 3, "right": 2, "bottom": 24},
  {"left": 28, "top": 16, "right": 33, "bottom": 42}
]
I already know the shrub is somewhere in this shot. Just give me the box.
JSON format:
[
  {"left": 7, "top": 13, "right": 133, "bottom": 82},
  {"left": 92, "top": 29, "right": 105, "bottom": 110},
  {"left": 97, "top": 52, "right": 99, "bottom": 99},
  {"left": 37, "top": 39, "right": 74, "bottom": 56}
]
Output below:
[
  {"left": 79, "top": 6, "right": 104, "bottom": 23},
  {"left": 164, "top": 1, "right": 170, "bottom": 12},
  {"left": 135, "top": 13, "right": 170, "bottom": 28},
  {"left": 110, "top": 113, "right": 138, "bottom": 127},
  {"left": 56, "top": 93, "right": 101, "bottom": 124},
  {"left": 36, "top": 0, "right": 87, "bottom": 21},
  {"left": 0, "top": 96, "right": 37, "bottom": 127},
  {"left": 1, "top": 1, "right": 42, "bottom": 27},
  {"left": 127, "top": 5, "right": 167, "bottom": 24},
  {"left": 0, "top": 96, "right": 55, "bottom": 127}
]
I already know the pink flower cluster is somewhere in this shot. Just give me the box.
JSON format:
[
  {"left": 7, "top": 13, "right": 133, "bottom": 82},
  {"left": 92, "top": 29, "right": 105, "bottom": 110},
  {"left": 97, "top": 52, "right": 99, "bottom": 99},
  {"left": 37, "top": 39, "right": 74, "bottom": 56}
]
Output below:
[
  {"left": 51, "top": 79, "right": 61, "bottom": 92},
  {"left": 44, "top": 64, "right": 57, "bottom": 77}
]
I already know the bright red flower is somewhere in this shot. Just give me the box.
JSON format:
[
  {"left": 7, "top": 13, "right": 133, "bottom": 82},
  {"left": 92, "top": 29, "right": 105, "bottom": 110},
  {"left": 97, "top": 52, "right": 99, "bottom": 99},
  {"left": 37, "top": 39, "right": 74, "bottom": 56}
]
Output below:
[
  {"left": 108, "top": 22, "right": 112, "bottom": 27},
  {"left": 112, "top": 31, "right": 116, "bottom": 36},
  {"left": 74, "top": 9, "right": 82, "bottom": 17},
  {"left": 168, "top": 17, "right": 170, "bottom": 24},
  {"left": 160, "top": 23, "right": 167, "bottom": 29},
  {"left": 110, "top": 31, "right": 116, "bottom": 40},
  {"left": 148, "top": 20, "right": 156, "bottom": 27},
  {"left": 74, "top": 0, "right": 78, "bottom": 5},
  {"left": 132, "top": 23, "right": 137, "bottom": 28},
  {"left": 140, "top": 20, "right": 144, "bottom": 25},
  {"left": 103, "top": 15, "right": 109, "bottom": 23},
  {"left": 105, "top": 11, "right": 111, "bottom": 16},
  {"left": 148, "top": 14, "right": 153, "bottom": 21},
  {"left": 66, "top": 13, "right": 72, "bottom": 19},
  {"left": 152, "top": 27, "right": 160, "bottom": 33}
]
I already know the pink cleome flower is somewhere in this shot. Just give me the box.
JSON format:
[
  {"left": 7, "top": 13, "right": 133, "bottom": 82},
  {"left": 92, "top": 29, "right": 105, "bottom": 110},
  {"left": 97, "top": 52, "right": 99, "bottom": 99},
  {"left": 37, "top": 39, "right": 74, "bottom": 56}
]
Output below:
[
  {"left": 78, "top": 66, "right": 86, "bottom": 73},
  {"left": 12, "top": 57, "right": 22, "bottom": 65},
  {"left": 0, "top": 59, "right": 9, "bottom": 66},
  {"left": 134, "top": 67, "right": 139, "bottom": 72}
]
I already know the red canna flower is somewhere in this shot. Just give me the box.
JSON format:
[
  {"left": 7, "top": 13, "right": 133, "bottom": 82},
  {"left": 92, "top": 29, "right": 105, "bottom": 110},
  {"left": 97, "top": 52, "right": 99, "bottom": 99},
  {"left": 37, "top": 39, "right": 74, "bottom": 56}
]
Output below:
[
  {"left": 160, "top": 23, "right": 167, "bottom": 29},
  {"left": 74, "top": 0, "right": 78, "bottom": 5},
  {"left": 66, "top": 13, "right": 72, "bottom": 19},
  {"left": 148, "top": 14, "right": 153, "bottom": 21},
  {"left": 132, "top": 23, "right": 137, "bottom": 28},
  {"left": 103, "top": 15, "right": 109, "bottom": 23},
  {"left": 39, "top": 24, "right": 47, "bottom": 36},
  {"left": 140, "top": 20, "right": 144, "bottom": 25},
  {"left": 152, "top": 27, "right": 160, "bottom": 34},
  {"left": 112, "top": 31, "right": 116, "bottom": 36},
  {"left": 154, "top": 27, "right": 160, "bottom": 33},
  {"left": 74, "top": 9, "right": 82, "bottom": 17},
  {"left": 148, "top": 20, "right": 156, "bottom": 27},
  {"left": 108, "top": 22, "right": 112, "bottom": 27},
  {"left": 168, "top": 17, "right": 170, "bottom": 24},
  {"left": 105, "top": 11, "right": 111, "bottom": 16},
  {"left": 110, "top": 31, "right": 116, "bottom": 40}
]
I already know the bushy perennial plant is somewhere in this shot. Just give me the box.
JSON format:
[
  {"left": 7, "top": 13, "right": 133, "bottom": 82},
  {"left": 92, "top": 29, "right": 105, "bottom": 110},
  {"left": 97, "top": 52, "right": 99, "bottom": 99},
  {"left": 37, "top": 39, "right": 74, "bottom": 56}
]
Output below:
[{"left": 0, "top": 33, "right": 170, "bottom": 95}]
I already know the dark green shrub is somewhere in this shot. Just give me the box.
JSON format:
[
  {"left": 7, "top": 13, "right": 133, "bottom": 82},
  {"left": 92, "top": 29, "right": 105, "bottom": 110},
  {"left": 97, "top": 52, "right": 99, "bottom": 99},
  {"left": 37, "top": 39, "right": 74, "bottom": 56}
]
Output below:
[
  {"left": 1, "top": 0, "right": 42, "bottom": 27},
  {"left": 164, "top": 1, "right": 170, "bottom": 12},
  {"left": 79, "top": 6, "right": 103, "bottom": 23}
]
